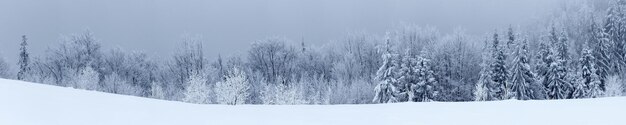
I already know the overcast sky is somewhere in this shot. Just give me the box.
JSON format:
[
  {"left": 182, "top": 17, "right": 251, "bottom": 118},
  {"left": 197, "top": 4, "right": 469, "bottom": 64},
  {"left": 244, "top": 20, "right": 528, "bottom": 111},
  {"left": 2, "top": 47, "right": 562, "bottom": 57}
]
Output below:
[{"left": 0, "top": 0, "right": 566, "bottom": 65}]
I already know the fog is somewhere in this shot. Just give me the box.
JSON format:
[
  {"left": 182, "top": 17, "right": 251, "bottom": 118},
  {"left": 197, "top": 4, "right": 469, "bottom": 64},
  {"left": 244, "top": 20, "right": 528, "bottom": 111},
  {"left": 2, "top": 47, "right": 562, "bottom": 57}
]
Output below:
[{"left": 0, "top": 0, "right": 565, "bottom": 64}]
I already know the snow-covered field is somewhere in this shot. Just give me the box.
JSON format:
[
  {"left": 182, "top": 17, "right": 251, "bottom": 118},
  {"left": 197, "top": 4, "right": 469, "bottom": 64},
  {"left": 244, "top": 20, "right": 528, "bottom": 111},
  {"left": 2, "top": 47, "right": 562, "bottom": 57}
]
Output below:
[{"left": 0, "top": 78, "right": 624, "bottom": 125}]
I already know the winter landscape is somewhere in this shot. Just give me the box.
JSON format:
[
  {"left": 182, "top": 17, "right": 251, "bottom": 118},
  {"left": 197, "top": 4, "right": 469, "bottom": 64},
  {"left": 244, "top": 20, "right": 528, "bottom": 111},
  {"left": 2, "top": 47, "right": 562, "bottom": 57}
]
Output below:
[{"left": 1, "top": 0, "right": 626, "bottom": 125}]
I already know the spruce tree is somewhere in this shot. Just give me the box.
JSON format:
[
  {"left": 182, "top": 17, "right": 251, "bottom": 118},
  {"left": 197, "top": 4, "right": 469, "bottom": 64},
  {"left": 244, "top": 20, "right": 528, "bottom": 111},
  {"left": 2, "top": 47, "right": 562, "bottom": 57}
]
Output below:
[
  {"left": 545, "top": 28, "right": 573, "bottom": 99},
  {"left": 398, "top": 50, "right": 416, "bottom": 102},
  {"left": 508, "top": 39, "right": 537, "bottom": 100},
  {"left": 17, "top": 35, "right": 30, "bottom": 80},
  {"left": 577, "top": 43, "right": 604, "bottom": 98},
  {"left": 590, "top": 19, "right": 611, "bottom": 90},
  {"left": 373, "top": 34, "right": 400, "bottom": 103},
  {"left": 490, "top": 32, "right": 508, "bottom": 100},
  {"left": 411, "top": 51, "right": 436, "bottom": 102},
  {"left": 604, "top": 0, "right": 626, "bottom": 74}
]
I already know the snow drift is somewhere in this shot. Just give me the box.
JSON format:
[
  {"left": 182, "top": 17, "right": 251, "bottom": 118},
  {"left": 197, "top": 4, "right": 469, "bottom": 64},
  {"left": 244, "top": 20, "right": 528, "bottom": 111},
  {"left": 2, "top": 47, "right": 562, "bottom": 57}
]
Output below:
[{"left": 0, "top": 78, "right": 624, "bottom": 125}]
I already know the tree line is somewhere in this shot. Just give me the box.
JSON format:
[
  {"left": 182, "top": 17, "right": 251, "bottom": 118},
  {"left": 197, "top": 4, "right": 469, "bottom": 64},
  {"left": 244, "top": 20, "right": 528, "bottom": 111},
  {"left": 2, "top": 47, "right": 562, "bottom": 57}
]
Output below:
[{"left": 0, "top": 0, "right": 625, "bottom": 104}]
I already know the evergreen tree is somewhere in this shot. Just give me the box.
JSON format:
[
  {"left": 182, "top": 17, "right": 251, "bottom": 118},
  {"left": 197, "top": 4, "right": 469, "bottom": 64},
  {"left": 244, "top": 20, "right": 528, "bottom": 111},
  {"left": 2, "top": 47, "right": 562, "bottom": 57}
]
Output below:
[
  {"left": 475, "top": 38, "right": 493, "bottom": 101},
  {"left": 575, "top": 42, "right": 604, "bottom": 98},
  {"left": 410, "top": 51, "right": 437, "bottom": 102},
  {"left": 17, "top": 35, "right": 30, "bottom": 80},
  {"left": 398, "top": 50, "right": 416, "bottom": 102},
  {"left": 508, "top": 39, "right": 537, "bottom": 100},
  {"left": 373, "top": 34, "right": 400, "bottom": 103},
  {"left": 589, "top": 19, "right": 611, "bottom": 91},
  {"left": 544, "top": 28, "right": 573, "bottom": 99},
  {"left": 490, "top": 32, "right": 508, "bottom": 100},
  {"left": 604, "top": 0, "right": 626, "bottom": 74},
  {"left": 506, "top": 26, "right": 516, "bottom": 53}
]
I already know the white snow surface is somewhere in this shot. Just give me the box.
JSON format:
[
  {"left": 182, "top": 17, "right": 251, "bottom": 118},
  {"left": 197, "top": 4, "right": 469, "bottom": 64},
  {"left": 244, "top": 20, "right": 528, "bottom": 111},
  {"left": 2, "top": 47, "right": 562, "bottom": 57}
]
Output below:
[{"left": 1, "top": 78, "right": 624, "bottom": 125}]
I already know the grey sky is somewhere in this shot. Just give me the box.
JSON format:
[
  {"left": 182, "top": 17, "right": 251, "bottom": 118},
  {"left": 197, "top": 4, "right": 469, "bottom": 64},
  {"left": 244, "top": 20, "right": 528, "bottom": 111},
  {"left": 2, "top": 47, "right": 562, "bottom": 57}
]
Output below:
[{"left": 1, "top": 0, "right": 565, "bottom": 65}]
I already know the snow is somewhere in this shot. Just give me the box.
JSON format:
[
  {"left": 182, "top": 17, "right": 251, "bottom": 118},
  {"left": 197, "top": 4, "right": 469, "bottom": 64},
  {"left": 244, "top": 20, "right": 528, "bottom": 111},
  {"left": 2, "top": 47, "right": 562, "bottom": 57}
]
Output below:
[{"left": 1, "top": 78, "right": 624, "bottom": 125}]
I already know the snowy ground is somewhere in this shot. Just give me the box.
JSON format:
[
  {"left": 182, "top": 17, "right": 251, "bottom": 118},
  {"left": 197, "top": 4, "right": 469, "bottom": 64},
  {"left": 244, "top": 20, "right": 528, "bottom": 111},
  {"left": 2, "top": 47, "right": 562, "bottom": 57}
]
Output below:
[{"left": 1, "top": 78, "right": 624, "bottom": 125}]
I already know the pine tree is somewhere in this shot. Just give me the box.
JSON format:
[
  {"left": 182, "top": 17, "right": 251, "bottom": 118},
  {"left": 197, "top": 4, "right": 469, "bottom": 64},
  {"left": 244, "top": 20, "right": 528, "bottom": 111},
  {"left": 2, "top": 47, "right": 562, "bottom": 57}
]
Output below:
[
  {"left": 17, "top": 35, "right": 30, "bottom": 80},
  {"left": 490, "top": 32, "right": 508, "bottom": 100},
  {"left": 508, "top": 39, "right": 537, "bottom": 100}
]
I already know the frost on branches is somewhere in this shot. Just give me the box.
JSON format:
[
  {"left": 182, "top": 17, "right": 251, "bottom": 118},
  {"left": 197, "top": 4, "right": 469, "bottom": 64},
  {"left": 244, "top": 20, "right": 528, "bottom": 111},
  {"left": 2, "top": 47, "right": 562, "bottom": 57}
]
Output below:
[
  {"left": 373, "top": 35, "right": 400, "bottom": 103},
  {"left": 182, "top": 73, "right": 211, "bottom": 104},
  {"left": 508, "top": 39, "right": 539, "bottom": 100},
  {"left": 215, "top": 68, "right": 250, "bottom": 105}
]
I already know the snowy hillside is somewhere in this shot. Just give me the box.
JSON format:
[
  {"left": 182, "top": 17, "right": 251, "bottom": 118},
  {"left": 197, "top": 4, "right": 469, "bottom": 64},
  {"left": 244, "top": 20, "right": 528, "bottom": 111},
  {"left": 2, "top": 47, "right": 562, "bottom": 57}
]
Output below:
[{"left": 0, "top": 79, "right": 624, "bottom": 125}]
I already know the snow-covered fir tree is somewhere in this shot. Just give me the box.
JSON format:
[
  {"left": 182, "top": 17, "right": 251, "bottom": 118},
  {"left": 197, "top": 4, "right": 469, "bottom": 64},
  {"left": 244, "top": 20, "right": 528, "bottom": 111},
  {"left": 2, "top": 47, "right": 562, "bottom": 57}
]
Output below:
[
  {"left": 508, "top": 39, "right": 537, "bottom": 100},
  {"left": 544, "top": 27, "right": 573, "bottom": 99},
  {"left": 506, "top": 26, "right": 517, "bottom": 56},
  {"left": 410, "top": 51, "right": 437, "bottom": 102},
  {"left": 589, "top": 19, "right": 612, "bottom": 91},
  {"left": 604, "top": 0, "right": 626, "bottom": 74},
  {"left": 397, "top": 50, "right": 416, "bottom": 102},
  {"left": 215, "top": 68, "right": 250, "bottom": 105},
  {"left": 490, "top": 32, "right": 508, "bottom": 100},
  {"left": 17, "top": 35, "right": 30, "bottom": 80},
  {"left": 373, "top": 33, "right": 400, "bottom": 103},
  {"left": 575, "top": 42, "right": 604, "bottom": 98}
]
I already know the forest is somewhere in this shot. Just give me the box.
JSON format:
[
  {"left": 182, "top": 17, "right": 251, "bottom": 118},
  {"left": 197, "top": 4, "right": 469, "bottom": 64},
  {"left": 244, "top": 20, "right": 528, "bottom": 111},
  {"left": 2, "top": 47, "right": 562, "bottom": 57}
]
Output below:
[{"left": 0, "top": 0, "right": 625, "bottom": 105}]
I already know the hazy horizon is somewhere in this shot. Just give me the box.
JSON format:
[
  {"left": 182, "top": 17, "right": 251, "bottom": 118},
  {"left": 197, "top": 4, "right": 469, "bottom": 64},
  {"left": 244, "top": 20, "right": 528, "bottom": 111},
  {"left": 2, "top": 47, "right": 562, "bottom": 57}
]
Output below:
[{"left": 1, "top": 0, "right": 568, "bottom": 65}]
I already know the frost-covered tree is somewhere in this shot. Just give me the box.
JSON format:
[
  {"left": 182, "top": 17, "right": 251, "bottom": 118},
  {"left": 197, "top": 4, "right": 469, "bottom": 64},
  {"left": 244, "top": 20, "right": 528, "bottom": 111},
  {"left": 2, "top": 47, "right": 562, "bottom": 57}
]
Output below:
[
  {"left": 589, "top": 19, "right": 612, "bottom": 90},
  {"left": 373, "top": 34, "right": 400, "bottom": 103},
  {"left": 261, "top": 77, "right": 307, "bottom": 105},
  {"left": 150, "top": 81, "right": 166, "bottom": 99},
  {"left": 75, "top": 66, "right": 99, "bottom": 91},
  {"left": 182, "top": 73, "right": 211, "bottom": 104},
  {"left": 545, "top": 57, "right": 571, "bottom": 99},
  {"left": 170, "top": 36, "right": 206, "bottom": 92},
  {"left": 0, "top": 56, "right": 9, "bottom": 79},
  {"left": 604, "top": 0, "right": 626, "bottom": 74},
  {"left": 248, "top": 37, "right": 297, "bottom": 83},
  {"left": 409, "top": 51, "right": 437, "bottom": 102},
  {"left": 397, "top": 50, "right": 416, "bottom": 102},
  {"left": 399, "top": 51, "right": 437, "bottom": 102},
  {"left": 506, "top": 26, "right": 517, "bottom": 55},
  {"left": 215, "top": 68, "right": 250, "bottom": 105},
  {"left": 508, "top": 39, "right": 538, "bottom": 100},
  {"left": 605, "top": 75, "right": 624, "bottom": 97},
  {"left": 490, "top": 32, "right": 508, "bottom": 100},
  {"left": 543, "top": 27, "right": 573, "bottom": 100},
  {"left": 475, "top": 44, "right": 492, "bottom": 101},
  {"left": 576, "top": 43, "right": 604, "bottom": 98},
  {"left": 17, "top": 35, "right": 30, "bottom": 80}
]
